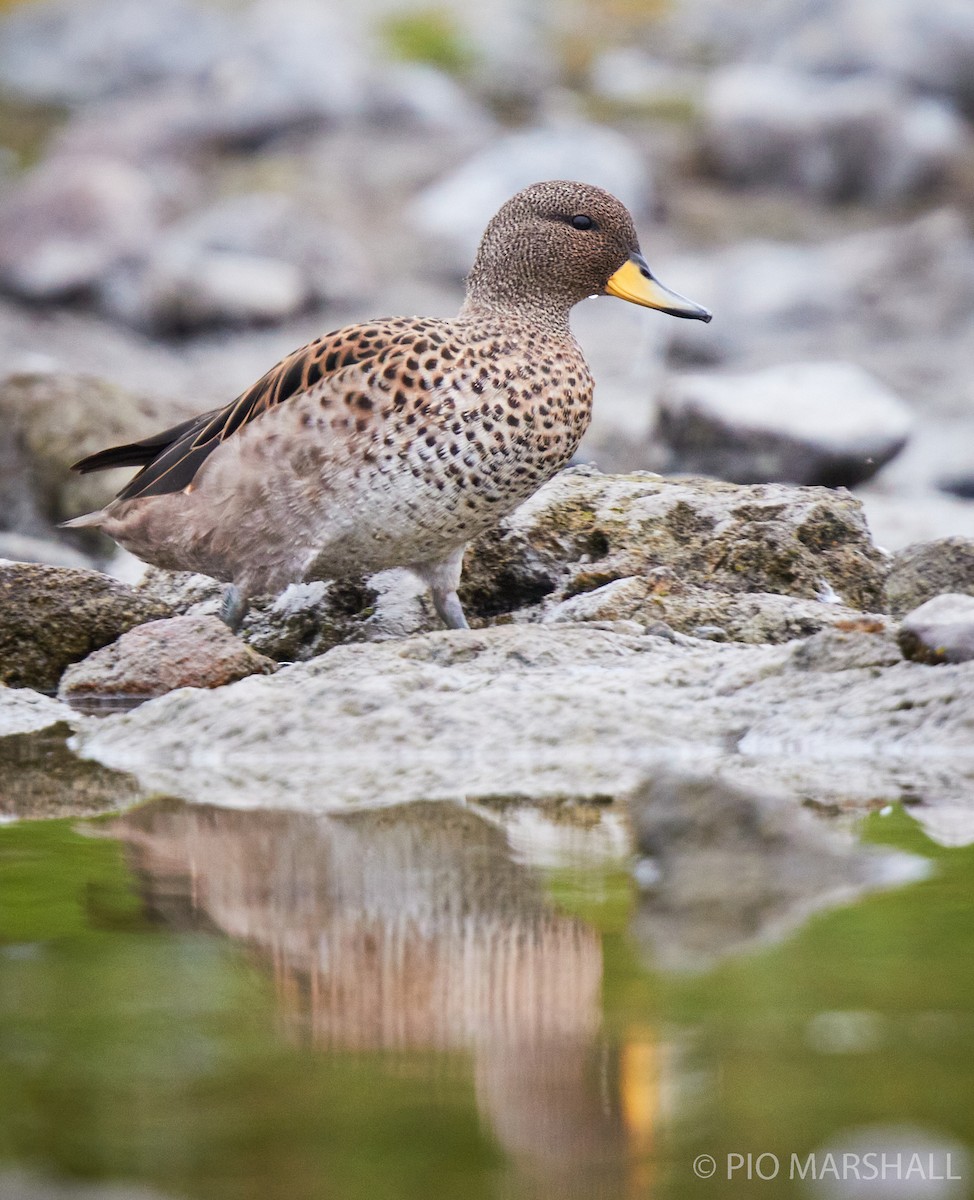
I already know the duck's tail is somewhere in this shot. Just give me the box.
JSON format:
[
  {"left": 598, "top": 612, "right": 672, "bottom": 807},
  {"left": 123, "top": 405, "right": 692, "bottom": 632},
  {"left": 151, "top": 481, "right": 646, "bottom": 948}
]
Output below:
[{"left": 60, "top": 510, "right": 107, "bottom": 530}]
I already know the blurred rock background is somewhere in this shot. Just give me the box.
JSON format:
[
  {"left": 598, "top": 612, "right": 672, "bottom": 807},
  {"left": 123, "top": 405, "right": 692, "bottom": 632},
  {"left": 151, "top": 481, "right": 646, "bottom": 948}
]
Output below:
[{"left": 0, "top": 0, "right": 972, "bottom": 579}]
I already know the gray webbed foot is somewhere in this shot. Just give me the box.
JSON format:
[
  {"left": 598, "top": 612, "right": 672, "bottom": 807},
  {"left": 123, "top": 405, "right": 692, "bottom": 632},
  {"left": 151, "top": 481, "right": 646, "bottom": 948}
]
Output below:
[
  {"left": 432, "top": 587, "right": 470, "bottom": 631},
  {"left": 220, "top": 584, "right": 249, "bottom": 632}
]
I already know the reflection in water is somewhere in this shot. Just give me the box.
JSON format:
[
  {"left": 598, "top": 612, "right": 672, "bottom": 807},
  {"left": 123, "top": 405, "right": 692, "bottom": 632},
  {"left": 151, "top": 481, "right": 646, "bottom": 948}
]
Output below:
[
  {"left": 0, "top": 722, "right": 144, "bottom": 820},
  {"left": 112, "top": 800, "right": 642, "bottom": 1195}
]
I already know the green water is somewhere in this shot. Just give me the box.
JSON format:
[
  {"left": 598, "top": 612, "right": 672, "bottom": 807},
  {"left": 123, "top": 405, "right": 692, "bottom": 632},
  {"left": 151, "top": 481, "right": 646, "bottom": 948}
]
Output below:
[{"left": 0, "top": 800, "right": 971, "bottom": 1200}]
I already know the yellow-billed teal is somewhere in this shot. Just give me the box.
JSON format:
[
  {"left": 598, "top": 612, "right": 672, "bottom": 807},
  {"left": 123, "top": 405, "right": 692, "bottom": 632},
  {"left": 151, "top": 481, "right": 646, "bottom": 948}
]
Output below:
[{"left": 67, "top": 180, "right": 711, "bottom": 630}]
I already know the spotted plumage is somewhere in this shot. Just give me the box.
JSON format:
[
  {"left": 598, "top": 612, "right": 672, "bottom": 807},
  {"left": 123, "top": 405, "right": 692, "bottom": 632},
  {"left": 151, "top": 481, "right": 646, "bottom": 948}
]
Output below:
[{"left": 68, "top": 180, "right": 710, "bottom": 630}]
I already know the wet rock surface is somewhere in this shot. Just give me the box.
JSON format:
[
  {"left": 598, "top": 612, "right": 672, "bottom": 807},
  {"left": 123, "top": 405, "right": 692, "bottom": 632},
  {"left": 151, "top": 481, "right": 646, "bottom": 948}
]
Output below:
[
  {"left": 0, "top": 561, "right": 170, "bottom": 691},
  {"left": 58, "top": 614, "right": 277, "bottom": 703}
]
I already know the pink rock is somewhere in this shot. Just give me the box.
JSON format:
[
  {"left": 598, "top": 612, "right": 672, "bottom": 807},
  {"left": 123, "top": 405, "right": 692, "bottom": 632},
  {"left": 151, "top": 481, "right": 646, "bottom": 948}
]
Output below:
[{"left": 58, "top": 614, "right": 276, "bottom": 701}]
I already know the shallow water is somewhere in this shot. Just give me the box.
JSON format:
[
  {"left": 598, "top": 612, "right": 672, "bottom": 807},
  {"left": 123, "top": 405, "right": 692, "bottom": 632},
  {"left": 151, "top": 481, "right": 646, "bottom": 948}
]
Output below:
[{"left": 0, "top": 796, "right": 972, "bottom": 1200}]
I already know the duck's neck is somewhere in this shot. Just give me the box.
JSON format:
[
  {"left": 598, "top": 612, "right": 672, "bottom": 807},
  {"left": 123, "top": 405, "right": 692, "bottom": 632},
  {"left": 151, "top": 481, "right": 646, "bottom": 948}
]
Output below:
[
  {"left": 460, "top": 294, "right": 573, "bottom": 338},
  {"left": 459, "top": 275, "right": 577, "bottom": 336}
]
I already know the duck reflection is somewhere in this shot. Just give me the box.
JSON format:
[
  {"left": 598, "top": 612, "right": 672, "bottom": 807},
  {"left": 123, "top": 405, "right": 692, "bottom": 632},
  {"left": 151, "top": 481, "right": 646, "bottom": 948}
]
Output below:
[{"left": 111, "top": 799, "right": 650, "bottom": 1196}]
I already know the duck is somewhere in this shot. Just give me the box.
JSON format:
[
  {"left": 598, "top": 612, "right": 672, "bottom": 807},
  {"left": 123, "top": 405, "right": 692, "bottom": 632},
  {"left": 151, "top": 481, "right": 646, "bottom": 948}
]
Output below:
[{"left": 66, "top": 180, "right": 711, "bottom": 631}]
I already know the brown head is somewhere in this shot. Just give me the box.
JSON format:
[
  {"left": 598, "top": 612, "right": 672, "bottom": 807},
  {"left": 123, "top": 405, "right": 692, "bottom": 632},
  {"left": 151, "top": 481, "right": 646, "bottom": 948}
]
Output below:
[{"left": 461, "top": 179, "right": 711, "bottom": 326}]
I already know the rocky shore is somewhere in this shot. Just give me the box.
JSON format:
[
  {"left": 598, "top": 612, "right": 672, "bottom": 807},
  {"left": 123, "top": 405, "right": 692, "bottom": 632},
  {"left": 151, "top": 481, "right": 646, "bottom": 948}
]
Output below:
[
  {"left": 2, "top": 0, "right": 974, "bottom": 859},
  {"left": 2, "top": 463, "right": 972, "bottom": 849}
]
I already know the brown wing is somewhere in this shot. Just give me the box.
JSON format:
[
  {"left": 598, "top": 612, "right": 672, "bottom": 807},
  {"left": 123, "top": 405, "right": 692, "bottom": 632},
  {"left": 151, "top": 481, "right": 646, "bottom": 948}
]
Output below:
[{"left": 72, "top": 322, "right": 413, "bottom": 501}]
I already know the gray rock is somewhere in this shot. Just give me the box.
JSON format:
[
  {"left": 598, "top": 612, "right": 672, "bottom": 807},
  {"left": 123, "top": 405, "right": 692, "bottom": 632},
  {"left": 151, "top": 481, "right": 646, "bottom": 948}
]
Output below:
[
  {"left": 410, "top": 123, "right": 652, "bottom": 275},
  {"left": 99, "top": 192, "right": 370, "bottom": 331},
  {"left": 0, "top": 156, "right": 161, "bottom": 300},
  {"left": 660, "top": 207, "right": 974, "bottom": 374},
  {"left": 367, "top": 63, "right": 495, "bottom": 133},
  {"left": 0, "top": 371, "right": 196, "bottom": 544},
  {"left": 135, "top": 567, "right": 224, "bottom": 614},
  {"left": 546, "top": 572, "right": 885, "bottom": 645},
  {"left": 898, "top": 593, "right": 974, "bottom": 665},
  {"left": 771, "top": 0, "right": 974, "bottom": 115},
  {"left": 0, "top": 0, "right": 231, "bottom": 104},
  {"left": 58, "top": 614, "right": 276, "bottom": 702},
  {"left": 73, "top": 622, "right": 974, "bottom": 836},
  {"left": 0, "top": 684, "right": 80, "bottom": 737},
  {"left": 629, "top": 770, "right": 924, "bottom": 971},
  {"left": 588, "top": 48, "right": 703, "bottom": 110},
  {"left": 884, "top": 537, "right": 974, "bottom": 617},
  {"left": 0, "top": 531, "right": 94, "bottom": 571},
  {"left": 134, "top": 468, "right": 889, "bottom": 650},
  {"left": 656, "top": 361, "right": 913, "bottom": 487},
  {"left": 790, "top": 625, "right": 902, "bottom": 672},
  {"left": 105, "top": 246, "right": 311, "bottom": 333},
  {"left": 137, "top": 566, "right": 436, "bottom": 662},
  {"left": 0, "top": 561, "right": 171, "bottom": 691},
  {"left": 460, "top": 466, "right": 888, "bottom": 619},
  {"left": 702, "top": 64, "right": 964, "bottom": 203}
]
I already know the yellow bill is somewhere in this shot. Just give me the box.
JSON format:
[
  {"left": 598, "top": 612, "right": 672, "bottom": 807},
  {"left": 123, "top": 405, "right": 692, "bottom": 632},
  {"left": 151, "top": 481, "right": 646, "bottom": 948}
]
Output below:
[{"left": 606, "top": 254, "right": 712, "bottom": 322}]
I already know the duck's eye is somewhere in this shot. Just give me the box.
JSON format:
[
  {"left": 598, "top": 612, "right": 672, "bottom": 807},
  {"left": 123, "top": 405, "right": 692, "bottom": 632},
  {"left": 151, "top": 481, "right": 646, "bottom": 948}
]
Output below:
[{"left": 571, "top": 214, "right": 594, "bottom": 231}]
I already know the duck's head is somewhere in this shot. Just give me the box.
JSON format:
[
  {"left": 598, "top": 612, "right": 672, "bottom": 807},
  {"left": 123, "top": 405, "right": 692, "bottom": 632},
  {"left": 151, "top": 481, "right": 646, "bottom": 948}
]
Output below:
[{"left": 463, "top": 179, "right": 711, "bottom": 325}]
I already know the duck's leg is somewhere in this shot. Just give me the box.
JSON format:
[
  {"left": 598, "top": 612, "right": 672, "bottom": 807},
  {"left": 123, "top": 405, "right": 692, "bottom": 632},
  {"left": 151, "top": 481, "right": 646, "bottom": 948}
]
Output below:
[
  {"left": 414, "top": 544, "right": 470, "bottom": 631},
  {"left": 432, "top": 587, "right": 469, "bottom": 631},
  {"left": 220, "top": 583, "right": 249, "bottom": 632}
]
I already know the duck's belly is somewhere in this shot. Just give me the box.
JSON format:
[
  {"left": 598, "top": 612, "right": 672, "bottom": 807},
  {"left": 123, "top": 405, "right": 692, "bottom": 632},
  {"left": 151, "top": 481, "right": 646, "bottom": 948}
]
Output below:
[{"left": 102, "top": 385, "right": 587, "bottom": 595}]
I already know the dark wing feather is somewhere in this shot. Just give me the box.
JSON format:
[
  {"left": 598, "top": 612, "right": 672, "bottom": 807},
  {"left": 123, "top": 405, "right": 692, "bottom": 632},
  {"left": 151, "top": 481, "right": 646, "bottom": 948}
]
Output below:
[
  {"left": 71, "top": 325, "right": 398, "bottom": 502},
  {"left": 72, "top": 413, "right": 214, "bottom": 474}
]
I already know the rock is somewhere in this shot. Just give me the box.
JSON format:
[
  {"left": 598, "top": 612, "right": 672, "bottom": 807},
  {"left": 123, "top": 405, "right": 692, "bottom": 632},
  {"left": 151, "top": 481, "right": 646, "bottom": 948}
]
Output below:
[
  {"left": 939, "top": 474, "right": 974, "bottom": 500},
  {"left": 58, "top": 614, "right": 277, "bottom": 702},
  {"left": 367, "top": 63, "right": 495, "bottom": 133},
  {"left": 0, "top": 155, "right": 162, "bottom": 300},
  {"left": 546, "top": 572, "right": 885, "bottom": 645},
  {"left": 0, "top": 371, "right": 196, "bottom": 543},
  {"left": 460, "top": 466, "right": 888, "bottom": 620},
  {"left": 659, "top": 207, "right": 974, "bottom": 375},
  {"left": 136, "top": 567, "right": 224, "bottom": 614},
  {"left": 0, "top": 531, "right": 94, "bottom": 571},
  {"left": 136, "top": 468, "right": 889, "bottom": 650},
  {"left": 106, "top": 247, "right": 311, "bottom": 333},
  {"left": 99, "top": 192, "right": 370, "bottom": 332},
  {"left": 771, "top": 0, "right": 974, "bottom": 116},
  {"left": 0, "top": 561, "right": 171, "bottom": 691},
  {"left": 138, "top": 566, "right": 436, "bottom": 661},
  {"left": 0, "top": 684, "right": 80, "bottom": 737},
  {"left": 50, "top": 3, "right": 369, "bottom": 165},
  {"left": 702, "top": 65, "right": 964, "bottom": 203},
  {"left": 656, "top": 361, "right": 913, "bottom": 487},
  {"left": 133, "top": 469, "right": 887, "bottom": 651},
  {"left": 898, "top": 594, "right": 974, "bottom": 665},
  {"left": 0, "top": 0, "right": 231, "bottom": 104},
  {"left": 884, "top": 537, "right": 974, "bottom": 617},
  {"left": 73, "top": 622, "right": 974, "bottom": 832},
  {"left": 789, "top": 625, "right": 902, "bottom": 672},
  {"left": 629, "top": 770, "right": 924, "bottom": 971},
  {"left": 588, "top": 48, "right": 702, "bottom": 111},
  {"left": 410, "top": 123, "right": 652, "bottom": 275}
]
